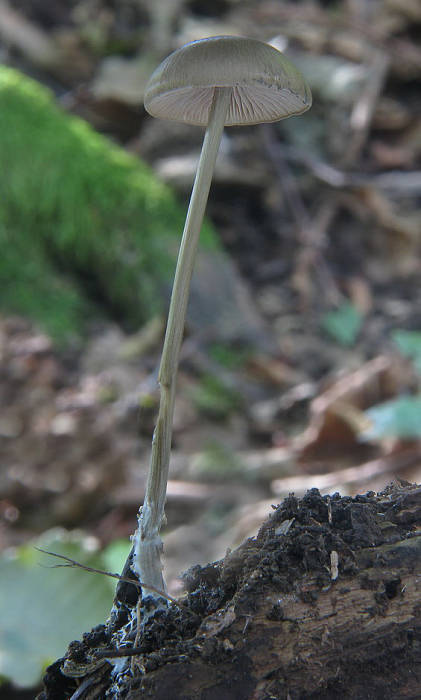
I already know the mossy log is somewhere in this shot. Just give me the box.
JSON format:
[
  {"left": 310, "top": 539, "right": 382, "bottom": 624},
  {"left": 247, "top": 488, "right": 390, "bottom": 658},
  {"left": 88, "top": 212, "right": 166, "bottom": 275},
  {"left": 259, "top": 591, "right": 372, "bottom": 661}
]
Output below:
[
  {"left": 39, "top": 483, "right": 421, "bottom": 699},
  {"left": 0, "top": 65, "right": 218, "bottom": 342}
]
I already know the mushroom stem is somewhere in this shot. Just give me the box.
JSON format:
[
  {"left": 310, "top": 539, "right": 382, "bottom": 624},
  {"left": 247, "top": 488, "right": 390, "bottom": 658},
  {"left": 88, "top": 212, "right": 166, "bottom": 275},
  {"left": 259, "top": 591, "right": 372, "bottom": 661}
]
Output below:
[{"left": 132, "top": 86, "right": 232, "bottom": 597}]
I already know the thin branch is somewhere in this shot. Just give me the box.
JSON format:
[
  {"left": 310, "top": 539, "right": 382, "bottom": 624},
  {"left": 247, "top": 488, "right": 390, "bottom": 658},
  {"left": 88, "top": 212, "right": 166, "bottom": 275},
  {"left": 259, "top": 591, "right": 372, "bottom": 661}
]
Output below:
[
  {"left": 345, "top": 50, "right": 390, "bottom": 166},
  {"left": 95, "top": 646, "right": 146, "bottom": 660},
  {"left": 283, "top": 145, "right": 421, "bottom": 193},
  {"left": 272, "top": 446, "right": 421, "bottom": 495},
  {"left": 35, "top": 547, "right": 183, "bottom": 610}
]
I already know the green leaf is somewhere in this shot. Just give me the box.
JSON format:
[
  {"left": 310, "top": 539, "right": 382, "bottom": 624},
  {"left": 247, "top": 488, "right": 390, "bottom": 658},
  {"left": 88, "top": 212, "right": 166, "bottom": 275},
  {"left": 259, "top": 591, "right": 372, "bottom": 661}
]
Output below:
[
  {"left": 362, "top": 395, "right": 421, "bottom": 441},
  {"left": 101, "top": 539, "right": 131, "bottom": 575},
  {"left": 321, "top": 302, "right": 363, "bottom": 346},
  {"left": 392, "top": 330, "right": 421, "bottom": 375},
  {"left": 0, "top": 529, "right": 119, "bottom": 688}
]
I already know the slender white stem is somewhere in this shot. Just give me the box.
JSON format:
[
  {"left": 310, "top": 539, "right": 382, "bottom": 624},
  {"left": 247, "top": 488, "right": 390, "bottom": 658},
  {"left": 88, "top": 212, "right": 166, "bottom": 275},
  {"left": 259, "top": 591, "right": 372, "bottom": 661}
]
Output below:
[{"left": 132, "top": 87, "right": 232, "bottom": 597}]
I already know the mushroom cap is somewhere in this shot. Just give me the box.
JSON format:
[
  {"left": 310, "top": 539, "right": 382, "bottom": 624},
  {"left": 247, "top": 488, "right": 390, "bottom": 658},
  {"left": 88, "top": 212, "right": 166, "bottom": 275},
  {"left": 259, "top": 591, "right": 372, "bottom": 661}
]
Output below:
[{"left": 144, "top": 36, "right": 312, "bottom": 127}]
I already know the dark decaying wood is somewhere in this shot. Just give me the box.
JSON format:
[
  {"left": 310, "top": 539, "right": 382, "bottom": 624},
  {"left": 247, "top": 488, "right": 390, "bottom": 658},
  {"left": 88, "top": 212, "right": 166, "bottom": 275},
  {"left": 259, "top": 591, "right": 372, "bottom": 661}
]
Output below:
[{"left": 38, "top": 483, "right": 421, "bottom": 699}]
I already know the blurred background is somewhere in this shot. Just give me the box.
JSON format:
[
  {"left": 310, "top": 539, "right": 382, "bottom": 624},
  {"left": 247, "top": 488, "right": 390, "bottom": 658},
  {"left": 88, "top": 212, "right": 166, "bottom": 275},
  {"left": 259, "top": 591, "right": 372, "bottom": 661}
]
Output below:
[{"left": 0, "top": 0, "right": 420, "bottom": 694}]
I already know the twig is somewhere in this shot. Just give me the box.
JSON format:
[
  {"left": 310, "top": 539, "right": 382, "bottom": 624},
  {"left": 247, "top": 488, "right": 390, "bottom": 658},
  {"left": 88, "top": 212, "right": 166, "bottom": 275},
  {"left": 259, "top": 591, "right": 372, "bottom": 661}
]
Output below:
[
  {"left": 344, "top": 50, "right": 390, "bottom": 166},
  {"left": 35, "top": 547, "right": 182, "bottom": 609},
  {"left": 262, "top": 124, "right": 311, "bottom": 235},
  {"left": 95, "top": 646, "right": 146, "bottom": 660},
  {"left": 0, "top": 0, "right": 59, "bottom": 67},
  {"left": 272, "top": 446, "right": 421, "bottom": 495},
  {"left": 283, "top": 146, "right": 421, "bottom": 193},
  {"left": 265, "top": 48, "right": 389, "bottom": 311},
  {"left": 263, "top": 125, "right": 341, "bottom": 308}
]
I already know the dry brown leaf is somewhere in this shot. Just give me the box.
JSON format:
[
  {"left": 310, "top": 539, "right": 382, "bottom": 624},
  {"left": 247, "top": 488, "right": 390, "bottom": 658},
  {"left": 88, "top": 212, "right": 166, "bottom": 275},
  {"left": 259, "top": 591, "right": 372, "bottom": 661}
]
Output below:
[{"left": 294, "top": 355, "right": 415, "bottom": 461}]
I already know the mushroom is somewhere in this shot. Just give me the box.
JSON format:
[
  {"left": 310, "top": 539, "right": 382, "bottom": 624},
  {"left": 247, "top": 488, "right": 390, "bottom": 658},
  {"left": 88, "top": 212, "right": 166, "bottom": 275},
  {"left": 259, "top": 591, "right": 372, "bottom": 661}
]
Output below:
[{"left": 132, "top": 35, "right": 312, "bottom": 603}]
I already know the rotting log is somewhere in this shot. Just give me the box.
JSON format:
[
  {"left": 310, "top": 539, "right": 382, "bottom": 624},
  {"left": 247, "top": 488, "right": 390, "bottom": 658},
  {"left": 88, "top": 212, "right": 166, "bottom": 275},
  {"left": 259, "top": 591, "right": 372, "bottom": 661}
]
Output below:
[{"left": 38, "top": 483, "right": 421, "bottom": 699}]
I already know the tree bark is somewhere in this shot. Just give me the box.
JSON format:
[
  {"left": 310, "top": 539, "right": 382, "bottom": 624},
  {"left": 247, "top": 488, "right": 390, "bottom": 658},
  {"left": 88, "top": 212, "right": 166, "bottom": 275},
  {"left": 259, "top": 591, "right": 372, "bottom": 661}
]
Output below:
[{"left": 39, "top": 483, "right": 421, "bottom": 700}]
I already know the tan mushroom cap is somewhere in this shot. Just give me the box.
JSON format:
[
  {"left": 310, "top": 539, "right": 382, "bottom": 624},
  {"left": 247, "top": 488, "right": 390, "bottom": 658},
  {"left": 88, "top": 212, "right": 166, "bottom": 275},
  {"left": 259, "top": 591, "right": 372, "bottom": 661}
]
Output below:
[{"left": 144, "top": 36, "right": 312, "bottom": 127}]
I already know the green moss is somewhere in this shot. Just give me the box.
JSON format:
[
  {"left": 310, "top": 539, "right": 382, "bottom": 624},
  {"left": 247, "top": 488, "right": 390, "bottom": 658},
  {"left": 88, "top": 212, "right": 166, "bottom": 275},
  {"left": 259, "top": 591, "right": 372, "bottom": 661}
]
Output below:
[
  {"left": 0, "top": 66, "right": 219, "bottom": 342},
  {"left": 190, "top": 373, "right": 243, "bottom": 420},
  {"left": 209, "top": 342, "right": 251, "bottom": 369}
]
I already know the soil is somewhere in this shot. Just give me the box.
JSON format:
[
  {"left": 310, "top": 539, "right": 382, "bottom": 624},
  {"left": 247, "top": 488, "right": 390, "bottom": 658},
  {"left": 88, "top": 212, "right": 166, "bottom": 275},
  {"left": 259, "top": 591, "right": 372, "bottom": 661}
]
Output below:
[{"left": 37, "top": 482, "right": 421, "bottom": 699}]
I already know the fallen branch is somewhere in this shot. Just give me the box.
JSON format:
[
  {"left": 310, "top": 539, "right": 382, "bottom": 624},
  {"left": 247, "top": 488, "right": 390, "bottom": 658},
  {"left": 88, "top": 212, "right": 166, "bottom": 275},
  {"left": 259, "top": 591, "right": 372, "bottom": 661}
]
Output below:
[{"left": 272, "top": 446, "right": 421, "bottom": 495}]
